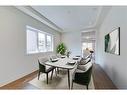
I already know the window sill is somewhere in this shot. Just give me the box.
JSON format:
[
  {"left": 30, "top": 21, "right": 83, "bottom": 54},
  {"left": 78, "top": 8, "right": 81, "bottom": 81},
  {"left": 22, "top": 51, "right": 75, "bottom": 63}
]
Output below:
[{"left": 26, "top": 51, "right": 54, "bottom": 55}]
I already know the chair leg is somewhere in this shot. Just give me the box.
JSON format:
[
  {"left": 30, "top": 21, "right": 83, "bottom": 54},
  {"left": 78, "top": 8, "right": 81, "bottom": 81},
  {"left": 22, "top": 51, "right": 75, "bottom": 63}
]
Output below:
[
  {"left": 38, "top": 71, "right": 40, "bottom": 80},
  {"left": 51, "top": 69, "right": 54, "bottom": 80},
  {"left": 55, "top": 68, "right": 57, "bottom": 76},
  {"left": 57, "top": 68, "right": 59, "bottom": 74},
  {"left": 46, "top": 73, "right": 48, "bottom": 84},
  {"left": 71, "top": 81, "right": 73, "bottom": 89},
  {"left": 86, "top": 85, "right": 88, "bottom": 89}
]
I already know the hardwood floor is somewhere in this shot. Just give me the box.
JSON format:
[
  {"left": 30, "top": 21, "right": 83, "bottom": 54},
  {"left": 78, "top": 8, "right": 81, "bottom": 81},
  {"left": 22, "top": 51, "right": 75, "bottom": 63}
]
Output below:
[
  {"left": 92, "top": 64, "right": 117, "bottom": 89},
  {"left": 0, "top": 71, "right": 38, "bottom": 89},
  {"left": 0, "top": 64, "right": 117, "bottom": 89}
]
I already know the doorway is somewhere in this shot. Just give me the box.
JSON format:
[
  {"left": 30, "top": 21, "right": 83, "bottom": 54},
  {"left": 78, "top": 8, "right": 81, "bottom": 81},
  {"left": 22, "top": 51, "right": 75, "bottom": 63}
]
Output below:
[{"left": 81, "top": 31, "right": 96, "bottom": 61}]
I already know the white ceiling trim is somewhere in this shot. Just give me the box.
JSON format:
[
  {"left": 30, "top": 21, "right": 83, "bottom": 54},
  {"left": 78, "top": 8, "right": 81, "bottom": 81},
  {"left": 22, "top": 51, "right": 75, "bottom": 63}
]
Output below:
[
  {"left": 93, "top": 6, "right": 103, "bottom": 28},
  {"left": 81, "top": 28, "right": 97, "bottom": 33},
  {"left": 80, "top": 7, "right": 102, "bottom": 31},
  {"left": 15, "top": 6, "right": 63, "bottom": 32}
]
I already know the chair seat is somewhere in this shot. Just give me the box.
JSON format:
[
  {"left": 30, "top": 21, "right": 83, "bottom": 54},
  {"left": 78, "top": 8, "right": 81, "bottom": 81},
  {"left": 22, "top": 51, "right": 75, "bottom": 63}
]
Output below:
[
  {"left": 79, "top": 58, "right": 91, "bottom": 65},
  {"left": 45, "top": 66, "right": 55, "bottom": 73},
  {"left": 78, "top": 62, "right": 92, "bottom": 72}
]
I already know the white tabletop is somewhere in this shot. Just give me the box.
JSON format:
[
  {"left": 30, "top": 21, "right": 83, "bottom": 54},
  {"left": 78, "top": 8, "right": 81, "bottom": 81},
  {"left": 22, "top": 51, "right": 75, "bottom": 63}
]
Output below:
[{"left": 45, "top": 57, "right": 81, "bottom": 70}]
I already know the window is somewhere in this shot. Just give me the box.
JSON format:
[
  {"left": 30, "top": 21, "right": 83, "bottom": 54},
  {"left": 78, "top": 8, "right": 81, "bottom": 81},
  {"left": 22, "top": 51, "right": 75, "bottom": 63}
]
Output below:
[
  {"left": 46, "top": 35, "right": 53, "bottom": 51},
  {"left": 27, "top": 28, "right": 38, "bottom": 53},
  {"left": 38, "top": 32, "right": 45, "bottom": 52},
  {"left": 26, "top": 26, "right": 53, "bottom": 54},
  {"left": 82, "top": 43, "right": 93, "bottom": 51}
]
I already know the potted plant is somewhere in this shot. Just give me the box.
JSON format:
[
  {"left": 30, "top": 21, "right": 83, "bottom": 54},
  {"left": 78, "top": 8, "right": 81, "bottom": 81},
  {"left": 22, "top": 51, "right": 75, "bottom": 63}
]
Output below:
[{"left": 56, "top": 43, "right": 66, "bottom": 55}]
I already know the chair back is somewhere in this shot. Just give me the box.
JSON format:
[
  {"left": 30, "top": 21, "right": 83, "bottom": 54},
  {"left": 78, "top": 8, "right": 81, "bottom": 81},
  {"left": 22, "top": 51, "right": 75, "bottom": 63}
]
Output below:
[
  {"left": 79, "top": 57, "right": 91, "bottom": 65},
  {"left": 84, "top": 63, "right": 93, "bottom": 84},
  {"left": 38, "top": 57, "right": 49, "bottom": 73},
  {"left": 74, "top": 62, "right": 93, "bottom": 85},
  {"left": 85, "top": 57, "right": 91, "bottom": 63},
  {"left": 85, "top": 53, "right": 92, "bottom": 59}
]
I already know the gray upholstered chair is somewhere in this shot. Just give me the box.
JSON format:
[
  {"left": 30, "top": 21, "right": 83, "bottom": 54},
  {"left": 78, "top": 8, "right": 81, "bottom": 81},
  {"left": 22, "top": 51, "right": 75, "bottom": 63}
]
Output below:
[
  {"left": 71, "top": 62, "right": 93, "bottom": 89},
  {"left": 79, "top": 57, "right": 91, "bottom": 65},
  {"left": 50, "top": 55, "right": 60, "bottom": 74},
  {"left": 84, "top": 53, "right": 92, "bottom": 60},
  {"left": 38, "top": 57, "right": 56, "bottom": 84}
]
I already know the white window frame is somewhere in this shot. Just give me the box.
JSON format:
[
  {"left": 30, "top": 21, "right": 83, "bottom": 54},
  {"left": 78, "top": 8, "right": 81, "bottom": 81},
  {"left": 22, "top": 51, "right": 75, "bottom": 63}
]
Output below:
[
  {"left": 46, "top": 34, "right": 54, "bottom": 52},
  {"left": 26, "top": 26, "right": 54, "bottom": 54}
]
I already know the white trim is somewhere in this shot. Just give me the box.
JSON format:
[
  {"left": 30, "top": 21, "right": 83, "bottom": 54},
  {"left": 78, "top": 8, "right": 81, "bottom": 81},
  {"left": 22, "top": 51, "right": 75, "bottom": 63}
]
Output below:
[
  {"left": 16, "top": 6, "right": 102, "bottom": 33},
  {"left": 81, "top": 28, "right": 97, "bottom": 33},
  {"left": 93, "top": 6, "right": 103, "bottom": 27},
  {"left": 16, "top": 6, "right": 63, "bottom": 32}
]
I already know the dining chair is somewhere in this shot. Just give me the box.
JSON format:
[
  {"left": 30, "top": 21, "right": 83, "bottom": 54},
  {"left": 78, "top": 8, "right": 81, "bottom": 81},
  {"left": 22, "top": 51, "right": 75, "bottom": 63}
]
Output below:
[
  {"left": 50, "top": 55, "right": 59, "bottom": 75},
  {"left": 84, "top": 53, "right": 92, "bottom": 60},
  {"left": 79, "top": 57, "right": 91, "bottom": 65},
  {"left": 38, "top": 57, "right": 56, "bottom": 84},
  {"left": 71, "top": 62, "right": 93, "bottom": 89}
]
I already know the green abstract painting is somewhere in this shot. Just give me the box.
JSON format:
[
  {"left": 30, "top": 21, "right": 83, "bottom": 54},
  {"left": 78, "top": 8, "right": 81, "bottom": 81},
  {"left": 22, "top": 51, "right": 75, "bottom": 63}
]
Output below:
[{"left": 105, "top": 27, "right": 120, "bottom": 55}]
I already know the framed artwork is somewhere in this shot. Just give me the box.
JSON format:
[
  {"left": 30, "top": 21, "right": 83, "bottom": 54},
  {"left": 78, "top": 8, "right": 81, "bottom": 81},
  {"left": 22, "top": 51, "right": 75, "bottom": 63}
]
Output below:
[{"left": 105, "top": 27, "right": 120, "bottom": 55}]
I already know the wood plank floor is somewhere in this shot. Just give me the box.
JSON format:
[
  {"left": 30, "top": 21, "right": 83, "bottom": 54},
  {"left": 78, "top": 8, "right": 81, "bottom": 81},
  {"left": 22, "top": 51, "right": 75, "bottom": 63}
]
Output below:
[
  {"left": 0, "top": 71, "right": 38, "bottom": 89},
  {"left": 0, "top": 64, "right": 117, "bottom": 89},
  {"left": 92, "top": 64, "right": 117, "bottom": 89}
]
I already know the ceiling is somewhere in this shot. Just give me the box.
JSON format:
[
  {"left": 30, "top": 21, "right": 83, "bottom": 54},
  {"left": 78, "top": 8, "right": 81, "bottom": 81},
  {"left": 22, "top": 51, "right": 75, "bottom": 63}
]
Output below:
[{"left": 32, "top": 6, "right": 102, "bottom": 32}]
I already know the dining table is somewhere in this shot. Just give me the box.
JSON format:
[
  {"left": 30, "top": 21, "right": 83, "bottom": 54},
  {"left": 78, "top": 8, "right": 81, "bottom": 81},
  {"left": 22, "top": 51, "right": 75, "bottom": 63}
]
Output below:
[{"left": 45, "top": 56, "right": 81, "bottom": 89}]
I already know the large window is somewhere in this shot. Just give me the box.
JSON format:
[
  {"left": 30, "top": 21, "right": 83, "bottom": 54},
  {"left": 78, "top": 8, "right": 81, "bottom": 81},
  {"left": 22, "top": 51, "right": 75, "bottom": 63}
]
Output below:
[{"left": 26, "top": 26, "right": 53, "bottom": 54}]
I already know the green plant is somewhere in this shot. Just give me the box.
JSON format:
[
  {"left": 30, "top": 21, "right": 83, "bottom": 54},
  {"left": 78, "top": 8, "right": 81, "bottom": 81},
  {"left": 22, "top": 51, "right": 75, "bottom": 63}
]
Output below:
[{"left": 56, "top": 43, "right": 66, "bottom": 55}]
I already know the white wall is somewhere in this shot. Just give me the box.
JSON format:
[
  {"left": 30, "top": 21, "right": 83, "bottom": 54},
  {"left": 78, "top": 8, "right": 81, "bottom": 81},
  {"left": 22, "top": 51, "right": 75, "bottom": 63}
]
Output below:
[
  {"left": 61, "top": 31, "right": 82, "bottom": 57},
  {"left": 0, "top": 7, "right": 61, "bottom": 86},
  {"left": 96, "top": 7, "right": 127, "bottom": 89}
]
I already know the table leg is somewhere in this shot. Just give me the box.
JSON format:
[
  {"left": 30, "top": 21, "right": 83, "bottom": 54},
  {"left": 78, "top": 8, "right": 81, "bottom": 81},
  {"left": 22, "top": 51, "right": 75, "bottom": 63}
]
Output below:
[{"left": 67, "top": 69, "right": 70, "bottom": 89}]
